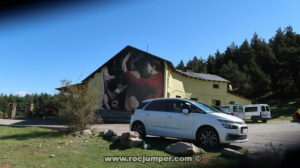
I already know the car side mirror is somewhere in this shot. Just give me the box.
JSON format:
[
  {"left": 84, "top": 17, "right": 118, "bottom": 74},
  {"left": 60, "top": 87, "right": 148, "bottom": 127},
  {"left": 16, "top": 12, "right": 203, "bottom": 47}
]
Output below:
[{"left": 182, "top": 109, "right": 189, "bottom": 115}]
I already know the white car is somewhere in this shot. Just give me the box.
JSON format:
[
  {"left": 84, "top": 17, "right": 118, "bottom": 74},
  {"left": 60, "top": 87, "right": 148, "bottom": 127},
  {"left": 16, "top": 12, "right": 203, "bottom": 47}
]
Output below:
[
  {"left": 130, "top": 98, "right": 248, "bottom": 148},
  {"left": 244, "top": 104, "right": 271, "bottom": 123},
  {"left": 220, "top": 104, "right": 245, "bottom": 119}
]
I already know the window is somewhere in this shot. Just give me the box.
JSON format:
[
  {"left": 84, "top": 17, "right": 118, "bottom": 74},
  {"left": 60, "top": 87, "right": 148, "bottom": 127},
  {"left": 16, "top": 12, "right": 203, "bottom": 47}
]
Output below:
[
  {"left": 245, "top": 107, "right": 258, "bottom": 112},
  {"left": 232, "top": 105, "right": 243, "bottom": 113},
  {"left": 261, "top": 106, "right": 266, "bottom": 111},
  {"left": 213, "top": 84, "right": 219, "bottom": 89},
  {"left": 192, "top": 101, "right": 219, "bottom": 113},
  {"left": 185, "top": 102, "right": 204, "bottom": 113},
  {"left": 137, "top": 102, "right": 149, "bottom": 109},
  {"left": 170, "top": 100, "right": 203, "bottom": 113},
  {"left": 233, "top": 106, "right": 238, "bottom": 112},
  {"left": 191, "top": 98, "right": 198, "bottom": 101},
  {"left": 229, "top": 101, "right": 235, "bottom": 104},
  {"left": 238, "top": 106, "right": 243, "bottom": 113},
  {"left": 145, "top": 100, "right": 169, "bottom": 112},
  {"left": 220, "top": 106, "right": 230, "bottom": 113},
  {"left": 266, "top": 106, "right": 270, "bottom": 111},
  {"left": 212, "top": 100, "right": 221, "bottom": 106},
  {"left": 176, "top": 95, "right": 181, "bottom": 98},
  {"left": 170, "top": 101, "right": 187, "bottom": 113}
]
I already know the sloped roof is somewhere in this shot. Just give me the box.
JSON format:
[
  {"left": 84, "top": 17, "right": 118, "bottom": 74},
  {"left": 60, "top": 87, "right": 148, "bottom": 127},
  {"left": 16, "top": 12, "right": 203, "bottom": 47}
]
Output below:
[
  {"left": 80, "top": 45, "right": 230, "bottom": 83},
  {"left": 176, "top": 70, "right": 230, "bottom": 83},
  {"left": 81, "top": 45, "right": 174, "bottom": 82}
]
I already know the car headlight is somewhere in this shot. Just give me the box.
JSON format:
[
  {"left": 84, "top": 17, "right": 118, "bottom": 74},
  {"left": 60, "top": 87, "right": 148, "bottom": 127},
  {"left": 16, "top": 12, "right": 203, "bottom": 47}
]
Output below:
[
  {"left": 218, "top": 119, "right": 238, "bottom": 129},
  {"left": 218, "top": 119, "right": 245, "bottom": 125},
  {"left": 221, "top": 123, "right": 238, "bottom": 129}
]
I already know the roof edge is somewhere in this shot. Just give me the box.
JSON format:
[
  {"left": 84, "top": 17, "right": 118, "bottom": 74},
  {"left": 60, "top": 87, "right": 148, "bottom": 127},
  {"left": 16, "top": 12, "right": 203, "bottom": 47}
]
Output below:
[
  {"left": 80, "top": 45, "right": 230, "bottom": 83},
  {"left": 228, "top": 92, "right": 252, "bottom": 101},
  {"left": 81, "top": 45, "right": 174, "bottom": 82}
]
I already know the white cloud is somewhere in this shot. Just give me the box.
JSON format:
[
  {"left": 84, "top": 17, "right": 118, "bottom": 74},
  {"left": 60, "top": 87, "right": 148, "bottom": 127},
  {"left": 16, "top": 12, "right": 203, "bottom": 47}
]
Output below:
[{"left": 15, "top": 91, "right": 27, "bottom": 97}]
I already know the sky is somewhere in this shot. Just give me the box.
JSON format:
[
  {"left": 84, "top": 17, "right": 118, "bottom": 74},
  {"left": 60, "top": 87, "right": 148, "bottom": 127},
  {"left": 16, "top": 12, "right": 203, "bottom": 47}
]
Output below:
[{"left": 0, "top": 0, "right": 299, "bottom": 95}]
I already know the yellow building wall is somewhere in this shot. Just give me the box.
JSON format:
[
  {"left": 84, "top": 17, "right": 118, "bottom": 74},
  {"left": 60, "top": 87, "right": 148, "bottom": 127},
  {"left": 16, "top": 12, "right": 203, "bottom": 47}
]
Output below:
[
  {"left": 165, "top": 62, "right": 251, "bottom": 106},
  {"left": 84, "top": 62, "right": 252, "bottom": 110},
  {"left": 226, "top": 93, "right": 252, "bottom": 105},
  {"left": 86, "top": 70, "right": 104, "bottom": 110}
]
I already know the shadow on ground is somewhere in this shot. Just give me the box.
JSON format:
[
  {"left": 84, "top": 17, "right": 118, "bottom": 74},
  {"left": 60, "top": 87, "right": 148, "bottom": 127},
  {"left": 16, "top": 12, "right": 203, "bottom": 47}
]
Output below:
[
  {"left": 106, "top": 136, "right": 234, "bottom": 153},
  {"left": 0, "top": 130, "right": 64, "bottom": 140},
  {"left": 245, "top": 121, "right": 267, "bottom": 124},
  {"left": 107, "top": 136, "right": 179, "bottom": 151},
  {"left": 3, "top": 119, "right": 60, "bottom": 126},
  {"left": 291, "top": 120, "right": 300, "bottom": 124}
]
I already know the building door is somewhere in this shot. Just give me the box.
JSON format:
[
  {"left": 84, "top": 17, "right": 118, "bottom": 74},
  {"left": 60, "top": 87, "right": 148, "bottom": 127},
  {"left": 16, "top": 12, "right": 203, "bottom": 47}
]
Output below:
[{"left": 212, "top": 100, "right": 221, "bottom": 106}]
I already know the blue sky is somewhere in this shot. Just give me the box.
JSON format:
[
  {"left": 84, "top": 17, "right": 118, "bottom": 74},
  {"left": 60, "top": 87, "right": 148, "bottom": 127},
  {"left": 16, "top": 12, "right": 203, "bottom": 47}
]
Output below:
[{"left": 0, "top": 0, "right": 299, "bottom": 95}]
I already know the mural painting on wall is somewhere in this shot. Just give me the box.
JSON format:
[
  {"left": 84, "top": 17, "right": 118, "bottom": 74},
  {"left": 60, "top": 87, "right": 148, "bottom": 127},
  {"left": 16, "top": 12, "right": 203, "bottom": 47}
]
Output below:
[{"left": 102, "top": 50, "right": 164, "bottom": 111}]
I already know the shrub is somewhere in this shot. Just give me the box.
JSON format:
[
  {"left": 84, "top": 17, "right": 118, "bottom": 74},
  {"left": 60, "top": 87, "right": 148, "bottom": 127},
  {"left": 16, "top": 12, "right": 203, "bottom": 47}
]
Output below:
[{"left": 56, "top": 80, "right": 97, "bottom": 133}]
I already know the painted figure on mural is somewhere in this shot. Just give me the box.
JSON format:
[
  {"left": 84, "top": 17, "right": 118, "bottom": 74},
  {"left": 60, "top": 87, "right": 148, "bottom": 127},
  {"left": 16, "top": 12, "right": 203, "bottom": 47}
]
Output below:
[
  {"left": 102, "top": 50, "right": 164, "bottom": 111},
  {"left": 122, "top": 52, "right": 164, "bottom": 111},
  {"left": 102, "top": 67, "right": 127, "bottom": 110}
]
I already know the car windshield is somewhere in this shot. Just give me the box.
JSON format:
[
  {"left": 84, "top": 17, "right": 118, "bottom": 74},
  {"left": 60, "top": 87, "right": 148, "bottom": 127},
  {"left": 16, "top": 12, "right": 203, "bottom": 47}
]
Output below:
[
  {"left": 220, "top": 106, "right": 230, "bottom": 113},
  {"left": 190, "top": 101, "right": 220, "bottom": 113}
]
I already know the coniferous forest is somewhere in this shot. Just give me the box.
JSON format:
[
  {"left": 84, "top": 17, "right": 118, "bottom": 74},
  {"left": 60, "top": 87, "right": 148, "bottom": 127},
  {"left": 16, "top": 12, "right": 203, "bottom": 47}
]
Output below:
[
  {"left": 176, "top": 26, "right": 300, "bottom": 99},
  {"left": 1, "top": 26, "right": 299, "bottom": 116}
]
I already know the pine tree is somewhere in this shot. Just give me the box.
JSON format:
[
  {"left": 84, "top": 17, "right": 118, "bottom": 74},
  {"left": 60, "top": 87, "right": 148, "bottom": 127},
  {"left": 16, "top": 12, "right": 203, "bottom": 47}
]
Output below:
[
  {"left": 176, "top": 60, "right": 185, "bottom": 70},
  {"left": 219, "top": 61, "right": 252, "bottom": 97},
  {"left": 207, "top": 55, "right": 217, "bottom": 74},
  {"left": 238, "top": 40, "right": 256, "bottom": 71}
]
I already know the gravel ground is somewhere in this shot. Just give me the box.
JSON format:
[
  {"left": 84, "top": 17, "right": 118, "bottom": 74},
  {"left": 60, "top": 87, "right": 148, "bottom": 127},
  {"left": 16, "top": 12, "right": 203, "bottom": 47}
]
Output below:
[
  {"left": 1, "top": 119, "right": 300, "bottom": 151},
  {"left": 236, "top": 120, "right": 300, "bottom": 151},
  {"left": 92, "top": 120, "right": 300, "bottom": 152},
  {"left": 91, "top": 123, "right": 130, "bottom": 135},
  {"left": 92, "top": 120, "right": 300, "bottom": 151}
]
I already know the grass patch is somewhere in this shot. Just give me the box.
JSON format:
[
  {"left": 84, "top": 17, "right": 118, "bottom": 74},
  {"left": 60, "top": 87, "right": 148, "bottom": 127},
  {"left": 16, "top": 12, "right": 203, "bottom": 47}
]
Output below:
[
  {"left": 0, "top": 126, "right": 238, "bottom": 168},
  {"left": 269, "top": 98, "right": 299, "bottom": 120}
]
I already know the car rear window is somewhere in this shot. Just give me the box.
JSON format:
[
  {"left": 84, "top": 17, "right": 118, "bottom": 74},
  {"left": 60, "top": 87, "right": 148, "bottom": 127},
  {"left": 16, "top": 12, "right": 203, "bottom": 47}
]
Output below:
[{"left": 145, "top": 100, "right": 169, "bottom": 112}]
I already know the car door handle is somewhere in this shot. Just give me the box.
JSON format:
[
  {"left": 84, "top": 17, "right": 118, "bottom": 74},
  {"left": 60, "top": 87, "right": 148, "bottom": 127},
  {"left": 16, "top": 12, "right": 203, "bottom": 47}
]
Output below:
[
  {"left": 145, "top": 114, "right": 150, "bottom": 116},
  {"left": 167, "top": 116, "right": 172, "bottom": 118}
]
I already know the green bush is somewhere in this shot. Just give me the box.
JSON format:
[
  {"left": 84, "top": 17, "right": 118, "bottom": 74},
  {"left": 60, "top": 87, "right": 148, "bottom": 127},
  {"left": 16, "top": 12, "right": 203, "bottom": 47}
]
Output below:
[
  {"left": 56, "top": 80, "right": 98, "bottom": 133},
  {"left": 0, "top": 111, "right": 3, "bottom": 118}
]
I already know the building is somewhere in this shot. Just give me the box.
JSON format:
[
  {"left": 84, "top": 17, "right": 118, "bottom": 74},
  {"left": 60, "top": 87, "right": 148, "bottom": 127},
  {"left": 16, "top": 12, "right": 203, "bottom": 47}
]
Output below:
[{"left": 58, "top": 45, "right": 251, "bottom": 121}]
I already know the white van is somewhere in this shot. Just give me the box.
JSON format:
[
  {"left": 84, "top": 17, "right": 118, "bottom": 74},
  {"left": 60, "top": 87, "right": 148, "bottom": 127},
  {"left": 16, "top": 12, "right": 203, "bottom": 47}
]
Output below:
[
  {"left": 220, "top": 104, "right": 245, "bottom": 119},
  {"left": 243, "top": 104, "right": 271, "bottom": 123}
]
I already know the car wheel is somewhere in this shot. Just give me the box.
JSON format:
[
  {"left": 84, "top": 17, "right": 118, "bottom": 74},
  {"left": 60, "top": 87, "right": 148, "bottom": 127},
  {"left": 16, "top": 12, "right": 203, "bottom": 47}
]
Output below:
[
  {"left": 251, "top": 117, "right": 258, "bottom": 123},
  {"left": 196, "top": 127, "right": 220, "bottom": 149},
  {"left": 262, "top": 119, "right": 267, "bottom": 123},
  {"left": 131, "top": 122, "right": 146, "bottom": 138}
]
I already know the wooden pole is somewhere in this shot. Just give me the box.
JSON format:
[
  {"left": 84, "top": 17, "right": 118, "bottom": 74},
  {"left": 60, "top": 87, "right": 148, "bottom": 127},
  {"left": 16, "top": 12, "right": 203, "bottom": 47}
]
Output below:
[{"left": 10, "top": 103, "right": 17, "bottom": 119}]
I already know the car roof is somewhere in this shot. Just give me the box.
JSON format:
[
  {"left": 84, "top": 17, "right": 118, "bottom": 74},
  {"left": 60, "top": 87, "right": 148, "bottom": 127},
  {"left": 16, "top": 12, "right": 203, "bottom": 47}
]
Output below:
[
  {"left": 244, "top": 104, "right": 269, "bottom": 106},
  {"left": 143, "top": 98, "right": 193, "bottom": 103},
  {"left": 221, "top": 104, "right": 243, "bottom": 106}
]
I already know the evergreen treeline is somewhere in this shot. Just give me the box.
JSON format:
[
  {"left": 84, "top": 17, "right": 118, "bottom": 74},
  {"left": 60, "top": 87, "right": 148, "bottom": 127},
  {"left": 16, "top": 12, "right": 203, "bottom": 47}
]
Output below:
[
  {"left": 0, "top": 93, "right": 57, "bottom": 117},
  {"left": 1, "top": 26, "right": 299, "bottom": 115},
  {"left": 176, "top": 26, "right": 300, "bottom": 99}
]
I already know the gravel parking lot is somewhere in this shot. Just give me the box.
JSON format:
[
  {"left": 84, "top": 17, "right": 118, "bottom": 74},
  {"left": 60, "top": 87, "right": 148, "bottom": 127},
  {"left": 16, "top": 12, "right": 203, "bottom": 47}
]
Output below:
[
  {"left": 93, "top": 120, "right": 300, "bottom": 151},
  {"left": 2, "top": 119, "right": 300, "bottom": 151},
  {"left": 236, "top": 121, "right": 300, "bottom": 151}
]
